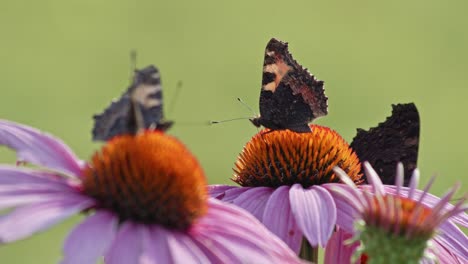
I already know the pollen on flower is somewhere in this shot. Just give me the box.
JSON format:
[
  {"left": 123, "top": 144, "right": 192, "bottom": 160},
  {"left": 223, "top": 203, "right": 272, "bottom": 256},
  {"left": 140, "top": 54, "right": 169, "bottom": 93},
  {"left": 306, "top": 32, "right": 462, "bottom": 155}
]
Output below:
[
  {"left": 82, "top": 130, "right": 207, "bottom": 230},
  {"left": 233, "top": 125, "right": 363, "bottom": 188}
]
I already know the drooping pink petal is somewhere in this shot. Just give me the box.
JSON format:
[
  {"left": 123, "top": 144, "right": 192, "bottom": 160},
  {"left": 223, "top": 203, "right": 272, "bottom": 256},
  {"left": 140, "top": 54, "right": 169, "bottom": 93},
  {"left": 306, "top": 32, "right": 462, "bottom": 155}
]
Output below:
[
  {"left": 0, "top": 167, "right": 79, "bottom": 210},
  {"left": 0, "top": 120, "right": 83, "bottom": 176},
  {"left": 262, "top": 186, "right": 302, "bottom": 253},
  {"left": 436, "top": 221, "right": 468, "bottom": 259},
  {"left": 330, "top": 192, "right": 360, "bottom": 233},
  {"left": 104, "top": 222, "right": 143, "bottom": 264},
  {"left": 0, "top": 195, "right": 93, "bottom": 243},
  {"left": 61, "top": 211, "right": 117, "bottom": 264},
  {"left": 431, "top": 238, "right": 465, "bottom": 264},
  {"left": 196, "top": 226, "right": 293, "bottom": 263},
  {"left": 289, "top": 184, "right": 336, "bottom": 247},
  {"left": 0, "top": 192, "right": 78, "bottom": 211},
  {"left": 0, "top": 184, "right": 69, "bottom": 194},
  {"left": 167, "top": 232, "right": 211, "bottom": 263},
  {"left": 192, "top": 199, "right": 302, "bottom": 263},
  {"left": 232, "top": 187, "right": 273, "bottom": 220},
  {"left": 0, "top": 166, "right": 71, "bottom": 187},
  {"left": 324, "top": 184, "right": 364, "bottom": 209},
  {"left": 140, "top": 225, "right": 172, "bottom": 264},
  {"left": 193, "top": 231, "right": 247, "bottom": 262},
  {"left": 324, "top": 228, "right": 358, "bottom": 264}
]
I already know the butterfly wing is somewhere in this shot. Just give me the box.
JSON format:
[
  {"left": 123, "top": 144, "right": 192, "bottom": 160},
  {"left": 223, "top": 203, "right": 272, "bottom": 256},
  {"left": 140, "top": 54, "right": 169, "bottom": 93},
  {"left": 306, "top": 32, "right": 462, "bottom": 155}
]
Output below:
[
  {"left": 254, "top": 38, "right": 328, "bottom": 132},
  {"left": 350, "top": 103, "right": 420, "bottom": 186},
  {"left": 92, "top": 65, "right": 172, "bottom": 141}
]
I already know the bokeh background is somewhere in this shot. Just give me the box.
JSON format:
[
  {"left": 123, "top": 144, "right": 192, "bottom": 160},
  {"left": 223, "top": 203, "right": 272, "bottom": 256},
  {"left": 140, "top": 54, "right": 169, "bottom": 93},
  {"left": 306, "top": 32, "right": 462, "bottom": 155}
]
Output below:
[{"left": 0, "top": 0, "right": 467, "bottom": 262}]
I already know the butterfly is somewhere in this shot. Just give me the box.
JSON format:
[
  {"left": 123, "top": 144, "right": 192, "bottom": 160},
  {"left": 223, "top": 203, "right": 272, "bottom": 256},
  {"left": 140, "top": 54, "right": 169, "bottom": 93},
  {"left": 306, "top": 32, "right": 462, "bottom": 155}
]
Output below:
[
  {"left": 249, "top": 38, "right": 328, "bottom": 133},
  {"left": 92, "top": 65, "right": 173, "bottom": 141},
  {"left": 350, "top": 103, "right": 420, "bottom": 186}
]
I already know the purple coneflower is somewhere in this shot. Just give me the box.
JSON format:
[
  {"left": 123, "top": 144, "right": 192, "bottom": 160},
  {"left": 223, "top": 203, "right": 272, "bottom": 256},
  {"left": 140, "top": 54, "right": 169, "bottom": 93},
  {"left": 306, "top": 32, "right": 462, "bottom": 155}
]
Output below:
[
  {"left": 326, "top": 162, "right": 468, "bottom": 263},
  {"left": 209, "top": 125, "right": 364, "bottom": 255},
  {"left": 0, "top": 120, "right": 302, "bottom": 263}
]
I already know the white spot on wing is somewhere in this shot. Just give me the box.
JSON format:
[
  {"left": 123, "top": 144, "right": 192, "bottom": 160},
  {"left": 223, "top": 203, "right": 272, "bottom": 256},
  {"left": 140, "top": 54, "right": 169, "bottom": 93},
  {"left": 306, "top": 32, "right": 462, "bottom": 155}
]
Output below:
[
  {"left": 264, "top": 64, "right": 279, "bottom": 73},
  {"left": 263, "top": 82, "right": 277, "bottom": 91},
  {"left": 132, "top": 84, "right": 161, "bottom": 107},
  {"left": 262, "top": 60, "right": 291, "bottom": 92}
]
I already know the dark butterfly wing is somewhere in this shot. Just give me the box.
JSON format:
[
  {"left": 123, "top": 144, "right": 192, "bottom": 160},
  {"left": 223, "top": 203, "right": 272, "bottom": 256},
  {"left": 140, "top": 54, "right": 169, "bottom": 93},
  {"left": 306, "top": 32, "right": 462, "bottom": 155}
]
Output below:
[
  {"left": 350, "top": 103, "right": 420, "bottom": 186},
  {"left": 92, "top": 65, "right": 173, "bottom": 141},
  {"left": 251, "top": 38, "right": 328, "bottom": 133}
]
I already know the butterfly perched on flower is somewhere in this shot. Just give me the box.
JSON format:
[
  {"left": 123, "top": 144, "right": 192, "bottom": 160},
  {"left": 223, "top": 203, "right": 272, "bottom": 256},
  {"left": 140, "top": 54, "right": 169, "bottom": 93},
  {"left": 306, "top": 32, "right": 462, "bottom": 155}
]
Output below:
[
  {"left": 92, "top": 65, "right": 173, "bottom": 141},
  {"left": 247, "top": 38, "right": 420, "bottom": 184},
  {"left": 249, "top": 38, "right": 328, "bottom": 133}
]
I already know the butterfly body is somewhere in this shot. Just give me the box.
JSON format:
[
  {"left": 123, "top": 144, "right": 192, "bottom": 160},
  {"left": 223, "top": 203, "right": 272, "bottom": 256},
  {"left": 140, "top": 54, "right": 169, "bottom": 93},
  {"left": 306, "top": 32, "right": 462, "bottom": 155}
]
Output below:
[
  {"left": 93, "top": 65, "right": 172, "bottom": 141},
  {"left": 250, "top": 38, "right": 328, "bottom": 133}
]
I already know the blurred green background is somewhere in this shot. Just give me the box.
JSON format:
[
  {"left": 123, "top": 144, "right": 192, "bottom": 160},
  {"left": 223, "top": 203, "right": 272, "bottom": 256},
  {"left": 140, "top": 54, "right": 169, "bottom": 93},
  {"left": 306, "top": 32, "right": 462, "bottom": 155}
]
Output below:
[{"left": 0, "top": 0, "right": 467, "bottom": 262}]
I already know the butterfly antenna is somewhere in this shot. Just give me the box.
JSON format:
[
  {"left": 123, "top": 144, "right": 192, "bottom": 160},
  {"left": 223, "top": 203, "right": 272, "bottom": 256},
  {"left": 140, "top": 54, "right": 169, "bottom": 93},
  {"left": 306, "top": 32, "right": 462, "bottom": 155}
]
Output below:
[
  {"left": 129, "top": 50, "right": 138, "bottom": 81},
  {"left": 210, "top": 117, "right": 251, "bottom": 125},
  {"left": 237, "top": 97, "right": 257, "bottom": 116},
  {"left": 168, "top": 81, "right": 183, "bottom": 116}
]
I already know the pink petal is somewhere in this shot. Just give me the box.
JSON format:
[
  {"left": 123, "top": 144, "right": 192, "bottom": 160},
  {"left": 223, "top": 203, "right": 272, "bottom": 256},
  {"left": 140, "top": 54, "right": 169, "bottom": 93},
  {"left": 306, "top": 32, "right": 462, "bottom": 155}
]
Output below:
[
  {"left": 207, "top": 184, "right": 238, "bottom": 199},
  {"left": 104, "top": 222, "right": 143, "bottom": 264},
  {"left": 219, "top": 186, "right": 252, "bottom": 203},
  {"left": 332, "top": 194, "right": 360, "bottom": 233},
  {"left": 0, "top": 120, "right": 83, "bottom": 176},
  {"left": 0, "top": 192, "right": 79, "bottom": 211},
  {"left": 192, "top": 199, "right": 302, "bottom": 263},
  {"left": 262, "top": 186, "right": 302, "bottom": 253},
  {"left": 192, "top": 231, "right": 248, "bottom": 262},
  {"left": 436, "top": 221, "right": 468, "bottom": 259},
  {"left": 0, "top": 166, "right": 71, "bottom": 187},
  {"left": 61, "top": 211, "right": 117, "bottom": 264},
  {"left": 323, "top": 183, "right": 363, "bottom": 232},
  {"left": 195, "top": 227, "right": 288, "bottom": 263},
  {"left": 431, "top": 238, "right": 465, "bottom": 264},
  {"left": 289, "top": 184, "right": 336, "bottom": 247},
  {"left": 0, "top": 166, "right": 79, "bottom": 210},
  {"left": 167, "top": 232, "right": 210, "bottom": 263},
  {"left": 232, "top": 187, "right": 273, "bottom": 220},
  {"left": 324, "top": 228, "right": 358, "bottom": 264},
  {"left": 140, "top": 225, "right": 172, "bottom": 264},
  {"left": 0, "top": 195, "right": 93, "bottom": 243}
]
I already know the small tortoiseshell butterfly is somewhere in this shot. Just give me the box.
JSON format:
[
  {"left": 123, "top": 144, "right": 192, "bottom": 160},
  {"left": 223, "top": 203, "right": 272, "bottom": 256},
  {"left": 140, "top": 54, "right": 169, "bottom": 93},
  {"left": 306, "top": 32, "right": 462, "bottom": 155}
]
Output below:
[
  {"left": 250, "top": 38, "right": 328, "bottom": 133},
  {"left": 92, "top": 65, "right": 173, "bottom": 141},
  {"left": 350, "top": 103, "right": 420, "bottom": 186}
]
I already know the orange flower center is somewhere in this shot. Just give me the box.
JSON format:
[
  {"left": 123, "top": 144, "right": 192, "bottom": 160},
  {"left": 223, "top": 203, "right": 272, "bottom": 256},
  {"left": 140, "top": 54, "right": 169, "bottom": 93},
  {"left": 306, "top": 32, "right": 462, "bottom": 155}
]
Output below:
[
  {"left": 233, "top": 125, "right": 363, "bottom": 188},
  {"left": 82, "top": 131, "right": 207, "bottom": 230},
  {"left": 365, "top": 195, "right": 433, "bottom": 236}
]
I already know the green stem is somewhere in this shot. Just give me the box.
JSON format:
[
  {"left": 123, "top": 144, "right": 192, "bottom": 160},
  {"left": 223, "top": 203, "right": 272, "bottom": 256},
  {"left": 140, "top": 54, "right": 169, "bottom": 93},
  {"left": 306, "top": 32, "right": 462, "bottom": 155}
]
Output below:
[{"left": 299, "top": 238, "right": 318, "bottom": 263}]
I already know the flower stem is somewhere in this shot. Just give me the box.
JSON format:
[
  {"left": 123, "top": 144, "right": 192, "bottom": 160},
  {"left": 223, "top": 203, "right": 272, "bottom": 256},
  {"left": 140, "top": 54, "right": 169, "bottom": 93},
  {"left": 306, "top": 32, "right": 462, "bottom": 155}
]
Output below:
[{"left": 299, "top": 238, "right": 318, "bottom": 263}]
